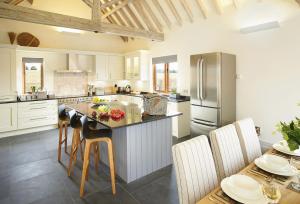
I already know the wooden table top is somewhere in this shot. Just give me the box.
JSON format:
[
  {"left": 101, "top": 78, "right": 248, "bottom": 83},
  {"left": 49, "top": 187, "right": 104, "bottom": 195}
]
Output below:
[{"left": 197, "top": 149, "right": 299, "bottom": 204}]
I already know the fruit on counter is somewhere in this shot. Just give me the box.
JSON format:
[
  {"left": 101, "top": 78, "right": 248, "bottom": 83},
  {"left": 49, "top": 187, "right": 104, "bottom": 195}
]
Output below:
[
  {"left": 92, "top": 97, "right": 109, "bottom": 104},
  {"left": 98, "top": 105, "right": 110, "bottom": 113},
  {"left": 110, "top": 109, "right": 125, "bottom": 120},
  {"left": 92, "top": 111, "right": 97, "bottom": 119}
]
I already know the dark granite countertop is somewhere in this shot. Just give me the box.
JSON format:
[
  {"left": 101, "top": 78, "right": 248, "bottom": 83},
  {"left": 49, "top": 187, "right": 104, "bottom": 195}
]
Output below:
[
  {"left": 67, "top": 101, "right": 182, "bottom": 129},
  {"left": 0, "top": 100, "right": 18, "bottom": 104},
  {"left": 13, "top": 93, "right": 190, "bottom": 104}
]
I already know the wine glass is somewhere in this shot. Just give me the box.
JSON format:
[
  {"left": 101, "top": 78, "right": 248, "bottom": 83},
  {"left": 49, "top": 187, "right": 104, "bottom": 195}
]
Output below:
[
  {"left": 262, "top": 177, "right": 281, "bottom": 204},
  {"left": 290, "top": 156, "right": 300, "bottom": 190}
]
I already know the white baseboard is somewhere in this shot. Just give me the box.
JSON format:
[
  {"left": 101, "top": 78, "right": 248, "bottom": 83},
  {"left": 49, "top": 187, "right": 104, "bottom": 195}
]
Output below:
[{"left": 0, "top": 125, "right": 58, "bottom": 139}]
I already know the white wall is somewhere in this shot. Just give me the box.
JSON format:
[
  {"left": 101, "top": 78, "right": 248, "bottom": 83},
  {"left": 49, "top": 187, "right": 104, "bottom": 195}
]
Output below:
[{"left": 124, "top": 0, "right": 300, "bottom": 144}]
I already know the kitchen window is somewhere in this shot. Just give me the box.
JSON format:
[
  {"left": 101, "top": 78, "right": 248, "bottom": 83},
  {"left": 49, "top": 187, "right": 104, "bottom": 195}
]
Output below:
[{"left": 152, "top": 55, "right": 178, "bottom": 93}]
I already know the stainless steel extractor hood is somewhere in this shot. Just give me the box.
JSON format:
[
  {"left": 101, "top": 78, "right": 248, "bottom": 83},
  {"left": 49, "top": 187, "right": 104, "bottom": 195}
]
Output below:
[{"left": 55, "top": 53, "right": 86, "bottom": 73}]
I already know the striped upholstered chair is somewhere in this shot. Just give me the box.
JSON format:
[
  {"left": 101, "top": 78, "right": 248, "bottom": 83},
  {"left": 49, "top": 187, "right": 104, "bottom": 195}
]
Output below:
[
  {"left": 234, "top": 118, "right": 262, "bottom": 164},
  {"left": 210, "top": 124, "right": 245, "bottom": 181},
  {"left": 172, "top": 135, "right": 218, "bottom": 204}
]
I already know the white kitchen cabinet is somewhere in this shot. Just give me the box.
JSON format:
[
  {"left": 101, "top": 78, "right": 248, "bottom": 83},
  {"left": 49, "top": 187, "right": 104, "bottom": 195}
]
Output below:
[
  {"left": 95, "top": 54, "right": 124, "bottom": 81},
  {"left": 17, "top": 100, "right": 58, "bottom": 129},
  {"left": 168, "top": 101, "right": 190, "bottom": 138},
  {"left": 95, "top": 54, "right": 108, "bottom": 80},
  {"left": 108, "top": 55, "right": 124, "bottom": 80},
  {"left": 0, "top": 103, "right": 17, "bottom": 133},
  {"left": 0, "top": 48, "right": 16, "bottom": 96},
  {"left": 125, "top": 50, "right": 149, "bottom": 81}
]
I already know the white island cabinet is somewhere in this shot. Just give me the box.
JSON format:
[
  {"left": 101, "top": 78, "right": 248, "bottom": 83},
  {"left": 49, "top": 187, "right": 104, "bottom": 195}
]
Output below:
[
  {"left": 0, "top": 103, "right": 17, "bottom": 133},
  {"left": 168, "top": 101, "right": 190, "bottom": 138}
]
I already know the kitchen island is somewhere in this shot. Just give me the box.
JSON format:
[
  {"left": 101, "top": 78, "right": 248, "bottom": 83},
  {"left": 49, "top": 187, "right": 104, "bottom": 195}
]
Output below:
[{"left": 68, "top": 100, "right": 181, "bottom": 183}]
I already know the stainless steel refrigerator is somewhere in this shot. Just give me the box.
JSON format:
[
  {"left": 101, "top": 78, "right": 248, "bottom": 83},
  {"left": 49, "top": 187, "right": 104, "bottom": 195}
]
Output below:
[{"left": 190, "top": 52, "right": 236, "bottom": 137}]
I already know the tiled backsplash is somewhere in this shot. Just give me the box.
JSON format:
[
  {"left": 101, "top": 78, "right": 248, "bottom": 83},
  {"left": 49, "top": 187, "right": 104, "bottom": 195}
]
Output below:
[{"left": 54, "top": 72, "right": 88, "bottom": 96}]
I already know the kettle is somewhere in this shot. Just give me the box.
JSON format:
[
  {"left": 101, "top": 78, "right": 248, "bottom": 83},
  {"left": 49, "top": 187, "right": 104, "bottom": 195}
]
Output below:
[{"left": 125, "top": 85, "right": 131, "bottom": 93}]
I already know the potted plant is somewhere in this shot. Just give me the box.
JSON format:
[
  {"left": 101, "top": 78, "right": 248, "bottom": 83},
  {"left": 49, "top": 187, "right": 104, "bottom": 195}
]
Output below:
[{"left": 275, "top": 118, "right": 300, "bottom": 151}]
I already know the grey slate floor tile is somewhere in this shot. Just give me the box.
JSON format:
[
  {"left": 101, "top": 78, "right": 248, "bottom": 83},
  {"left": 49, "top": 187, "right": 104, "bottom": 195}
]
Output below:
[{"left": 0, "top": 128, "right": 181, "bottom": 204}]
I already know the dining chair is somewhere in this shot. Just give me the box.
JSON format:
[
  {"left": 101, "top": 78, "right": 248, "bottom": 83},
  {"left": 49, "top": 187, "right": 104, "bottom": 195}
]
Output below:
[
  {"left": 172, "top": 135, "right": 219, "bottom": 204},
  {"left": 79, "top": 115, "right": 116, "bottom": 197},
  {"left": 234, "top": 118, "right": 262, "bottom": 164},
  {"left": 210, "top": 124, "right": 245, "bottom": 181},
  {"left": 58, "top": 104, "right": 69, "bottom": 162}
]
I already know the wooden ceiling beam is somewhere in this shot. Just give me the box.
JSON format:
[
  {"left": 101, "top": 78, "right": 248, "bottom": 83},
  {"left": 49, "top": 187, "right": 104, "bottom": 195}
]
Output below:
[
  {"left": 132, "top": 1, "right": 156, "bottom": 31},
  {"left": 101, "top": 0, "right": 129, "bottom": 42},
  {"left": 124, "top": 5, "right": 145, "bottom": 30},
  {"left": 166, "top": 0, "right": 182, "bottom": 26},
  {"left": 84, "top": 0, "right": 126, "bottom": 41},
  {"left": 151, "top": 0, "right": 171, "bottom": 29},
  {"left": 141, "top": 0, "right": 162, "bottom": 32},
  {"left": 232, "top": 0, "right": 239, "bottom": 8},
  {"left": 92, "top": 0, "right": 101, "bottom": 22},
  {"left": 105, "top": 12, "right": 128, "bottom": 42},
  {"left": 213, "top": 0, "right": 223, "bottom": 14},
  {"left": 6, "top": 0, "right": 24, "bottom": 5},
  {"left": 100, "top": 0, "right": 121, "bottom": 8},
  {"left": 195, "top": 0, "right": 207, "bottom": 18},
  {"left": 179, "top": 0, "right": 193, "bottom": 23},
  {"left": 101, "top": 0, "right": 131, "bottom": 19},
  {"left": 82, "top": 0, "right": 93, "bottom": 7},
  {"left": 119, "top": 8, "right": 135, "bottom": 28},
  {"left": 0, "top": 2, "right": 164, "bottom": 41}
]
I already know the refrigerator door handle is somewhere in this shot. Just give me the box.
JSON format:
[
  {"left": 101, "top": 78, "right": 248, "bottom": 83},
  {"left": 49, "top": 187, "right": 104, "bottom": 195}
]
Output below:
[
  {"left": 193, "top": 118, "right": 217, "bottom": 126},
  {"left": 199, "top": 58, "right": 204, "bottom": 100},
  {"left": 196, "top": 59, "right": 200, "bottom": 100},
  {"left": 192, "top": 120, "right": 217, "bottom": 127}
]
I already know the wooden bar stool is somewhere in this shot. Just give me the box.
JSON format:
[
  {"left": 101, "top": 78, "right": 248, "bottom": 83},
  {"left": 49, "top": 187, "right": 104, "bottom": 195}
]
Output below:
[
  {"left": 79, "top": 115, "right": 116, "bottom": 197},
  {"left": 67, "top": 110, "right": 84, "bottom": 176},
  {"left": 58, "top": 104, "right": 70, "bottom": 162}
]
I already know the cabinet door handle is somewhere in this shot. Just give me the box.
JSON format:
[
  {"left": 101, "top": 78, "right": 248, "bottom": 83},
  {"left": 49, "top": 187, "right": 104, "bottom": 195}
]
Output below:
[
  {"left": 30, "top": 107, "right": 47, "bottom": 110},
  {"left": 30, "top": 117, "right": 48, "bottom": 121},
  {"left": 29, "top": 102, "right": 47, "bottom": 105}
]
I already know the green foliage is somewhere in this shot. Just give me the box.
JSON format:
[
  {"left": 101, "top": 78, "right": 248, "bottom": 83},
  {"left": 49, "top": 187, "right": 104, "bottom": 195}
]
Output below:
[{"left": 276, "top": 118, "right": 300, "bottom": 151}]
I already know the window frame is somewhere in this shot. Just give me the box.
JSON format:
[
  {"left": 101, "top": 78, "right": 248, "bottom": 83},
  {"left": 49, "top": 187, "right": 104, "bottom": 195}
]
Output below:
[{"left": 153, "top": 63, "right": 175, "bottom": 93}]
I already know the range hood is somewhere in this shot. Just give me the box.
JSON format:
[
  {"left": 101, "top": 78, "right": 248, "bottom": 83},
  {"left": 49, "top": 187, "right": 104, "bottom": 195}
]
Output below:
[{"left": 55, "top": 53, "right": 87, "bottom": 73}]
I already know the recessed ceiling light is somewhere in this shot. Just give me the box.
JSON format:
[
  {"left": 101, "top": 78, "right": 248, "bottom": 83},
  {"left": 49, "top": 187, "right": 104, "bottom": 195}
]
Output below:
[
  {"left": 240, "top": 21, "right": 280, "bottom": 34},
  {"left": 57, "top": 27, "right": 82, "bottom": 34}
]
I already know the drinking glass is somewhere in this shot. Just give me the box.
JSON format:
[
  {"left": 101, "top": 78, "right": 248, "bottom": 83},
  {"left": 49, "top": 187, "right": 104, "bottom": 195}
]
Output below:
[
  {"left": 262, "top": 178, "right": 281, "bottom": 204},
  {"left": 290, "top": 156, "right": 300, "bottom": 191}
]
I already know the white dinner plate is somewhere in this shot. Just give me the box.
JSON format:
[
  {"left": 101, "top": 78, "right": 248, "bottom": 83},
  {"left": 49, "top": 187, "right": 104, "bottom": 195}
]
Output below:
[
  {"left": 254, "top": 154, "right": 298, "bottom": 177},
  {"left": 221, "top": 175, "right": 267, "bottom": 204},
  {"left": 273, "top": 140, "right": 300, "bottom": 156}
]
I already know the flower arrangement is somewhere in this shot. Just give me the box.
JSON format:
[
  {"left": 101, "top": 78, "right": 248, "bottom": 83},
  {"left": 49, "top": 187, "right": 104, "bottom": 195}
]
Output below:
[{"left": 275, "top": 117, "right": 300, "bottom": 151}]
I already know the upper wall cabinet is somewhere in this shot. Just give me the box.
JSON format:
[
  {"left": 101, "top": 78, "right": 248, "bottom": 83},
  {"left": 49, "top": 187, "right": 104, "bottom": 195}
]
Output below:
[
  {"left": 95, "top": 54, "right": 124, "bottom": 81},
  {"left": 125, "top": 50, "right": 150, "bottom": 81},
  {"left": 0, "top": 48, "right": 16, "bottom": 96}
]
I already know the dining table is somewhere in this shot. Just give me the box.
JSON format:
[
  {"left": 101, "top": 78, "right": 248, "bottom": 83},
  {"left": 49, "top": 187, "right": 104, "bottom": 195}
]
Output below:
[{"left": 197, "top": 148, "right": 300, "bottom": 204}]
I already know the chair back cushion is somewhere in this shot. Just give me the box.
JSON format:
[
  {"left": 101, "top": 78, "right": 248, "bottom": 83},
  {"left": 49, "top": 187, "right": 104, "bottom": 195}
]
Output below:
[
  {"left": 172, "top": 136, "right": 218, "bottom": 204},
  {"left": 210, "top": 124, "right": 245, "bottom": 181},
  {"left": 235, "top": 118, "right": 262, "bottom": 164}
]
